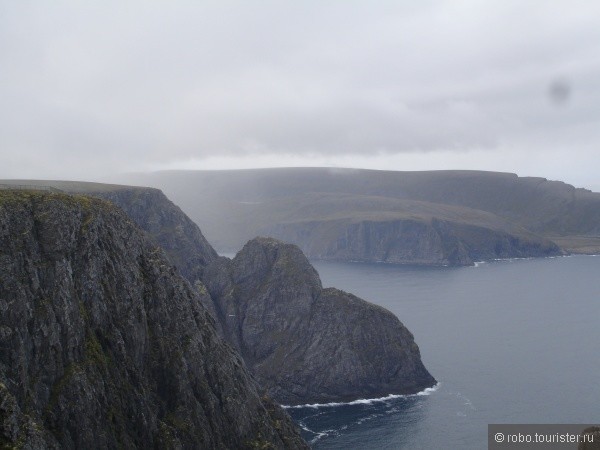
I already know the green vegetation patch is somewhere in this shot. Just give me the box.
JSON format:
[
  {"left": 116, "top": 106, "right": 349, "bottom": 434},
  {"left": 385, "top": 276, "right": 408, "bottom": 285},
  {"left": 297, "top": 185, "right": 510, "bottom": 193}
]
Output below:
[{"left": 84, "top": 332, "right": 111, "bottom": 367}]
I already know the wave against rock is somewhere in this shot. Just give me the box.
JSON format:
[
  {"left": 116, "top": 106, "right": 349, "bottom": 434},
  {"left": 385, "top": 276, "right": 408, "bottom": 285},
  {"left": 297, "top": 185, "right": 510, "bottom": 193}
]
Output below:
[{"left": 203, "top": 237, "right": 437, "bottom": 405}]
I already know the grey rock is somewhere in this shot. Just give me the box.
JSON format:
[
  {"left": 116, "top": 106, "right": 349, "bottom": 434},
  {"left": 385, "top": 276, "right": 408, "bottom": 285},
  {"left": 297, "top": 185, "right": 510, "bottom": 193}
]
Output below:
[
  {"left": 74, "top": 186, "right": 437, "bottom": 406},
  {"left": 0, "top": 190, "right": 307, "bottom": 449},
  {"left": 204, "top": 237, "right": 436, "bottom": 405},
  {"left": 88, "top": 187, "right": 223, "bottom": 333},
  {"left": 4, "top": 182, "right": 436, "bottom": 410},
  {"left": 80, "top": 186, "right": 218, "bottom": 282}
]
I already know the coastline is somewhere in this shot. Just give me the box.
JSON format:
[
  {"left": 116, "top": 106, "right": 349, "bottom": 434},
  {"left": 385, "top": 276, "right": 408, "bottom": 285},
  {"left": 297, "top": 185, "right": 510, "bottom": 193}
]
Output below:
[{"left": 282, "top": 383, "right": 441, "bottom": 410}]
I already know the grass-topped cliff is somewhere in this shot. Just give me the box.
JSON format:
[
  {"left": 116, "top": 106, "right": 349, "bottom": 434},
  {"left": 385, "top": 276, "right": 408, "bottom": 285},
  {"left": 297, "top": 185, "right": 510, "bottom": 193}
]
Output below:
[
  {"left": 1, "top": 180, "right": 218, "bottom": 281},
  {"left": 114, "top": 168, "right": 599, "bottom": 264}
]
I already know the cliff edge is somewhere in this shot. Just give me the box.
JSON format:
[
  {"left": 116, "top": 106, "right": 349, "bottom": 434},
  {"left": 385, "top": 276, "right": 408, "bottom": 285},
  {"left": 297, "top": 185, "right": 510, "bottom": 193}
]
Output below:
[{"left": 0, "top": 190, "right": 307, "bottom": 449}]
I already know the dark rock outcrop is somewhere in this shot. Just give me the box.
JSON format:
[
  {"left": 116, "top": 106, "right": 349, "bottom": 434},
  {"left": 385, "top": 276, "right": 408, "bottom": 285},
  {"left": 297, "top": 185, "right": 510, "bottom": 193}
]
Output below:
[
  {"left": 0, "top": 181, "right": 437, "bottom": 409},
  {"left": 87, "top": 187, "right": 223, "bottom": 325},
  {"left": 77, "top": 186, "right": 437, "bottom": 405},
  {"left": 203, "top": 237, "right": 436, "bottom": 405},
  {"left": 75, "top": 185, "right": 218, "bottom": 283},
  {"left": 1, "top": 180, "right": 219, "bottom": 282},
  {"left": 0, "top": 190, "right": 307, "bottom": 449}
]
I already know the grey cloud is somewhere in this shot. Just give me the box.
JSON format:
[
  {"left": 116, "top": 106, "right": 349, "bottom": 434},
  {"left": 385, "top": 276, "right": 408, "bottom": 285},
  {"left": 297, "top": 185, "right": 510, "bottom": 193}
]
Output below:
[{"left": 0, "top": 1, "right": 599, "bottom": 182}]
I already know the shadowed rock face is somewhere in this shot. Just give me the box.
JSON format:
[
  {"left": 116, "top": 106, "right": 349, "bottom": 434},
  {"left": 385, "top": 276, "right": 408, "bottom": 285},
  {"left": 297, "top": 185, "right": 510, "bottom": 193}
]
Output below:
[
  {"left": 42, "top": 183, "right": 435, "bottom": 406},
  {"left": 1, "top": 182, "right": 436, "bottom": 409},
  {"left": 266, "top": 217, "right": 562, "bottom": 266},
  {"left": 0, "top": 191, "right": 307, "bottom": 449},
  {"left": 83, "top": 187, "right": 227, "bottom": 330},
  {"left": 203, "top": 237, "right": 436, "bottom": 405},
  {"left": 0, "top": 180, "right": 219, "bottom": 282},
  {"left": 74, "top": 186, "right": 219, "bottom": 283},
  {"left": 79, "top": 186, "right": 436, "bottom": 405}
]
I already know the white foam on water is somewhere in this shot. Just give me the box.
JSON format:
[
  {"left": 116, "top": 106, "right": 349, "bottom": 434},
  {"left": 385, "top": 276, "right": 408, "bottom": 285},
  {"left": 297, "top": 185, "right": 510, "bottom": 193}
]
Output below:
[
  {"left": 415, "top": 384, "right": 440, "bottom": 396},
  {"left": 491, "top": 256, "right": 533, "bottom": 262},
  {"left": 487, "top": 253, "right": 585, "bottom": 264},
  {"left": 296, "top": 421, "right": 338, "bottom": 445},
  {"left": 292, "top": 386, "right": 440, "bottom": 445},
  {"left": 283, "top": 382, "right": 441, "bottom": 409},
  {"left": 309, "top": 429, "right": 336, "bottom": 445},
  {"left": 356, "top": 412, "right": 382, "bottom": 425},
  {"left": 471, "top": 254, "right": 583, "bottom": 267}
]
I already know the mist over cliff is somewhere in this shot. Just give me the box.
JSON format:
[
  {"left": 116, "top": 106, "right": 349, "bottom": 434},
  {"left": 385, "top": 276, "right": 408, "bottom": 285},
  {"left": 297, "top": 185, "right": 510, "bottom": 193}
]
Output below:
[{"left": 115, "top": 168, "right": 600, "bottom": 264}]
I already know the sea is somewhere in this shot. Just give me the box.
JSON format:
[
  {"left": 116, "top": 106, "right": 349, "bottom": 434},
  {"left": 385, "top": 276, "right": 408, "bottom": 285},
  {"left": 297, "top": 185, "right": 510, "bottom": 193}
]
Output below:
[{"left": 285, "top": 255, "right": 600, "bottom": 449}]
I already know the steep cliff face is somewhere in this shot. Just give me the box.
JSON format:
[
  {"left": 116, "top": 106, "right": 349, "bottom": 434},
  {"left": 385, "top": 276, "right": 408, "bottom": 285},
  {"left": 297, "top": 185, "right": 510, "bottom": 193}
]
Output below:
[
  {"left": 78, "top": 186, "right": 437, "bottom": 404},
  {"left": 88, "top": 187, "right": 222, "bottom": 321},
  {"left": 265, "top": 217, "right": 562, "bottom": 266},
  {"left": 0, "top": 190, "right": 307, "bottom": 449},
  {"left": 1, "top": 180, "right": 219, "bottom": 282},
  {"left": 203, "top": 237, "right": 436, "bottom": 405},
  {"left": 116, "top": 168, "right": 600, "bottom": 257},
  {"left": 78, "top": 186, "right": 218, "bottom": 283},
  {"left": 0, "top": 182, "right": 437, "bottom": 409},
  {"left": 58, "top": 183, "right": 565, "bottom": 267}
]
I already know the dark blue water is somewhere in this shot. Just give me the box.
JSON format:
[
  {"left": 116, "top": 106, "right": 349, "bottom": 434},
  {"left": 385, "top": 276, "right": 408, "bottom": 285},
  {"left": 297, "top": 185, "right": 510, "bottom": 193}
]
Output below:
[{"left": 288, "top": 256, "right": 600, "bottom": 449}]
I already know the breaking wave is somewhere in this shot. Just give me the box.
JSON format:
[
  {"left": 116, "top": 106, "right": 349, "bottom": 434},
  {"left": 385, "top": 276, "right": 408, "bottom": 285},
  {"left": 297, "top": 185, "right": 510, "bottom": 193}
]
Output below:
[{"left": 283, "top": 382, "right": 440, "bottom": 409}]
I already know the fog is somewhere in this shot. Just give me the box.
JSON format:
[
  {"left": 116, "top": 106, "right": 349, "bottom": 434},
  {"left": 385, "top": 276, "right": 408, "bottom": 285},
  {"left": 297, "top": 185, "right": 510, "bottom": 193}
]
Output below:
[{"left": 1, "top": 1, "right": 599, "bottom": 190}]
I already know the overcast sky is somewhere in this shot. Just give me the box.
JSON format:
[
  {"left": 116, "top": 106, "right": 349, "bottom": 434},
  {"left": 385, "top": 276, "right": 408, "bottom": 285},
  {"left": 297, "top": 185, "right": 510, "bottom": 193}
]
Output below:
[{"left": 1, "top": 1, "right": 599, "bottom": 190}]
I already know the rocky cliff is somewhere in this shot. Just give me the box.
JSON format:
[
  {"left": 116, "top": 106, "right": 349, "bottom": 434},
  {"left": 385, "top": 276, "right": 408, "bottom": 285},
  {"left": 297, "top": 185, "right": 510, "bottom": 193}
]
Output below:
[
  {"left": 89, "top": 187, "right": 218, "bottom": 282},
  {"left": 202, "top": 237, "right": 436, "bottom": 405},
  {"left": 0, "top": 190, "right": 307, "bottom": 449},
  {"left": 0, "top": 181, "right": 437, "bottom": 409},
  {"left": 117, "top": 168, "right": 600, "bottom": 259},
  {"left": 81, "top": 186, "right": 437, "bottom": 404},
  {"left": 265, "top": 217, "right": 561, "bottom": 266},
  {"left": 2, "top": 181, "right": 218, "bottom": 282}
]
